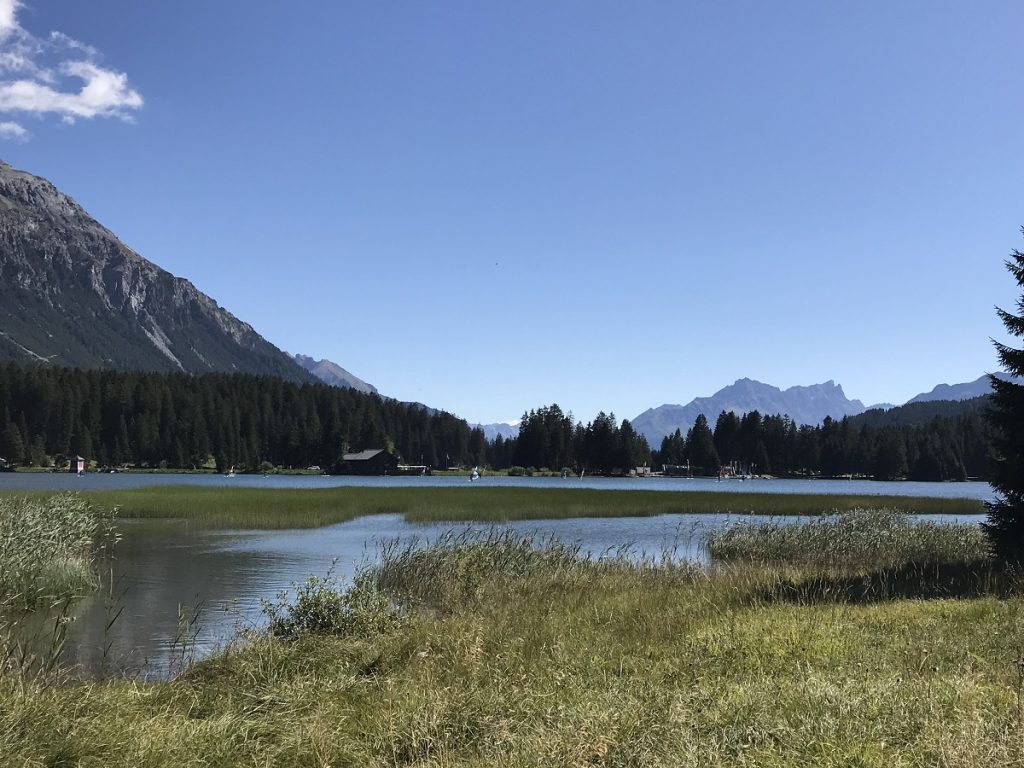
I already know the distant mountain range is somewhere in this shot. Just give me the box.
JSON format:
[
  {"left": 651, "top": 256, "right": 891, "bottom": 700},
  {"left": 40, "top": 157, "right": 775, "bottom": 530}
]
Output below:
[
  {"left": 476, "top": 422, "right": 520, "bottom": 441},
  {"left": 629, "top": 373, "right": 1013, "bottom": 446},
  {"left": 477, "top": 373, "right": 1007, "bottom": 446},
  {"left": 293, "top": 354, "right": 377, "bottom": 394},
  {"left": 631, "top": 379, "right": 866, "bottom": 446},
  {"left": 0, "top": 160, "right": 314, "bottom": 383},
  {"left": 906, "top": 374, "right": 1011, "bottom": 404}
]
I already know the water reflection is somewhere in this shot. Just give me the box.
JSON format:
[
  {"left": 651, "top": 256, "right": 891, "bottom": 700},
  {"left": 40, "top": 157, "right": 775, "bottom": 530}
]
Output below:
[{"left": 60, "top": 510, "right": 987, "bottom": 679}]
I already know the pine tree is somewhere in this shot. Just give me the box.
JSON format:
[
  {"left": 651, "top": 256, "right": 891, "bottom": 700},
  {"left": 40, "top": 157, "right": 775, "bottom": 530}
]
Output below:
[
  {"left": 985, "top": 242, "right": 1024, "bottom": 562},
  {"left": 685, "top": 414, "right": 720, "bottom": 475},
  {"left": 871, "top": 428, "right": 907, "bottom": 481},
  {"left": 0, "top": 420, "right": 24, "bottom": 464}
]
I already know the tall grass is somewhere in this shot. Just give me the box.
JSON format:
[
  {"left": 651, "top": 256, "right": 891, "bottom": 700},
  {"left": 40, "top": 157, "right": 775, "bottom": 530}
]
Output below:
[
  {"left": 372, "top": 530, "right": 698, "bottom": 612},
  {"left": 707, "top": 507, "right": 990, "bottom": 570},
  {"left": 706, "top": 508, "right": 1008, "bottom": 604},
  {"left": 40, "top": 485, "right": 990, "bottom": 529},
  {"left": 0, "top": 494, "right": 116, "bottom": 610},
  {"left": 5, "top": 524, "right": 1024, "bottom": 765},
  {"left": 0, "top": 495, "right": 116, "bottom": 682}
]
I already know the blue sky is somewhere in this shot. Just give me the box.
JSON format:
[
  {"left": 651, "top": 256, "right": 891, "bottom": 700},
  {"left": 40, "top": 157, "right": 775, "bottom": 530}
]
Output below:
[{"left": 1, "top": 1, "right": 1022, "bottom": 424}]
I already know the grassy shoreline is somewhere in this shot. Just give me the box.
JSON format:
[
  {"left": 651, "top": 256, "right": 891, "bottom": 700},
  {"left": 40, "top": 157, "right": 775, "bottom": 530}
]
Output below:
[
  {"left": 19, "top": 486, "right": 985, "bottom": 529},
  {"left": 4, "top": 521, "right": 1023, "bottom": 766}
]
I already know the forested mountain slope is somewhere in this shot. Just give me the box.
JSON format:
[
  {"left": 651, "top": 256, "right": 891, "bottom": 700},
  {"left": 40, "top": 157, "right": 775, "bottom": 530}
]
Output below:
[
  {"left": 849, "top": 397, "right": 989, "bottom": 429},
  {"left": 0, "top": 362, "right": 484, "bottom": 470},
  {"left": 293, "top": 354, "right": 377, "bottom": 394}
]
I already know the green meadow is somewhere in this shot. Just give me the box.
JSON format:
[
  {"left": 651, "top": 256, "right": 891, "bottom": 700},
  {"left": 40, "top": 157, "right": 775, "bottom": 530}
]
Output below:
[{"left": 54, "top": 485, "right": 991, "bottom": 529}]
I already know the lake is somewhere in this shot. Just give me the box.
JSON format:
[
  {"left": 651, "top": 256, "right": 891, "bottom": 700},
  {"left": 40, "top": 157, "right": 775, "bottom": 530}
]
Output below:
[
  {"left": 4, "top": 473, "right": 993, "bottom": 678},
  {"left": 0, "top": 470, "right": 998, "bottom": 500}
]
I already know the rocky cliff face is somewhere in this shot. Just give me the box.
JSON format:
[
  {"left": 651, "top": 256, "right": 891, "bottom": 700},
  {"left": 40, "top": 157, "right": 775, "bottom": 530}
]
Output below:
[{"left": 0, "top": 160, "right": 313, "bottom": 381}]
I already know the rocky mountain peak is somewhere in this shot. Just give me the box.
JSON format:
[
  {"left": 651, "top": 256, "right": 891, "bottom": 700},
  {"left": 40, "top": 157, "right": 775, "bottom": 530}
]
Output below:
[
  {"left": 630, "top": 378, "right": 866, "bottom": 445},
  {"left": 0, "top": 160, "right": 313, "bottom": 382}
]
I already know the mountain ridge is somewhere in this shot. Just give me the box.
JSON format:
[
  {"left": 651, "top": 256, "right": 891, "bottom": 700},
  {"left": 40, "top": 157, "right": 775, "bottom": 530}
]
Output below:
[
  {"left": 293, "top": 354, "right": 378, "bottom": 394},
  {"left": 631, "top": 378, "right": 867, "bottom": 446},
  {"left": 906, "top": 374, "right": 1013, "bottom": 404},
  {"left": 476, "top": 422, "right": 520, "bottom": 441},
  {"left": 629, "top": 373, "right": 1014, "bottom": 447},
  {"left": 0, "top": 160, "right": 314, "bottom": 383}
]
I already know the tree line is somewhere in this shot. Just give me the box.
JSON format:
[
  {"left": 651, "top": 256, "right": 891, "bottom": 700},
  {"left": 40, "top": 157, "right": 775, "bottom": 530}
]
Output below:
[
  {"left": 651, "top": 408, "right": 988, "bottom": 480},
  {"left": 0, "top": 361, "right": 991, "bottom": 480},
  {"left": 485, "top": 406, "right": 653, "bottom": 474},
  {"left": 486, "top": 402, "right": 988, "bottom": 481},
  {"left": 0, "top": 362, "right": 487, "bottom": 471}
]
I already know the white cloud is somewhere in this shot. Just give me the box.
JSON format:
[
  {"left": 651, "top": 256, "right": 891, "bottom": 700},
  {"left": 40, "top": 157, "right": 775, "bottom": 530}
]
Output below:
[
  {"left": 0, "top": 120, "right": 26, "bottom": 139},
  {"left": 0, "top": 1, "right": 142, "bottom": 135},
  {"left": 0, "top": 0, "right": 20, "bottom": 39},
  {"left": 48, "top": 31, "right": 98, "bottom": 59},
  {"left": 0, "top": 62, "right": 142, "bottom": 120}
]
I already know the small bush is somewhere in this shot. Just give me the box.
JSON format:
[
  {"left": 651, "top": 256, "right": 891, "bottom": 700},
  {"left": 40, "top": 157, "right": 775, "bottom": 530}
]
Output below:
[{"left": 262, "top": 570, "right": 402, "bottom": 640}]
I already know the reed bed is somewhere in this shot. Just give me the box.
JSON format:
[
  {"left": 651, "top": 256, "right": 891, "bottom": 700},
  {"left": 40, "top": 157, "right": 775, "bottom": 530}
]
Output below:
[
  {"left": 44, "top": 485, "right": 990, "bottom": 529},
  {"left": 707, "top": 507, "right": 990, "bottom": 570},
  {"left": 373, "top": 529, "right": 703, "bottom": 612},
  {"left": 0, "top": 494, "right": 115, "bottom": 611}
]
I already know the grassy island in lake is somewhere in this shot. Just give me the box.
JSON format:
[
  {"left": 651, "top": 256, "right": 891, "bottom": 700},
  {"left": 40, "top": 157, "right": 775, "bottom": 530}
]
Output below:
[{"left": 45, "top": 485, "right": 991, "bottom": 529}]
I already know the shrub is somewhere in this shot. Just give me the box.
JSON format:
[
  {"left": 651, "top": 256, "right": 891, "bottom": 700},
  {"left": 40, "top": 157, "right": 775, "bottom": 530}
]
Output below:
[{"left": 262, "top": 569, "right": 402, "bottom": 640}]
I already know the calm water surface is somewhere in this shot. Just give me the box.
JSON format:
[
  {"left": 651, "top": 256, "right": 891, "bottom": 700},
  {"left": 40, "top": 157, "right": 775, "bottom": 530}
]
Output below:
[
  {"left": 5, "top": 473, "right": 989, "bottom": 678},
  {"left": 0, "top": 470, "right": 998, "bottom": 499}
]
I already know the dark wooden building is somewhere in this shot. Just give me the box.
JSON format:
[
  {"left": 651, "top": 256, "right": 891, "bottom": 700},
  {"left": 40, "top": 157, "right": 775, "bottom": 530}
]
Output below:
[{"left": 339, "top": 449, "right": 399, "bottom": 476}]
